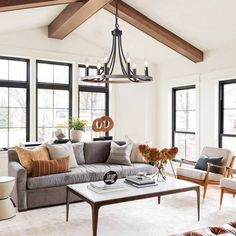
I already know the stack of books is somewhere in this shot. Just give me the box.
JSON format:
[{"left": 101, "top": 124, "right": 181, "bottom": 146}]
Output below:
[
  {"left": 87, "top": 182, "right": 126, "bottom": 194},
  {"left": 124, "top": 175, "right": 158, "bottom": 188}
]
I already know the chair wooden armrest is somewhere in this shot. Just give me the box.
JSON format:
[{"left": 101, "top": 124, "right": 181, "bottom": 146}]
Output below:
[
  {"left": 179, "top": 158, "right": 197, "bottom": 167},
  {"left": 206, "top": 163, "right": 227, "bottom": 176}
]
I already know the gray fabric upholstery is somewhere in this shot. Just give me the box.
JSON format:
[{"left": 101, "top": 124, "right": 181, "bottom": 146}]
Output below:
[
  {"left": 8, "top": 161, "right": 27, "bottom": 211},
  {"left": 27, "top": 186, "right": 81, "bottom": 209},
  {"left": 72, "top": 143, "right": 85, "bottom": 164},
  {"left": 8, "top": 149, "right": 20, "bottom": 163},
  {"left": 27, "top": 163, "right": 155, "bottom": 189},
  {"left": 84, "top": 141, "right": 125, "bottom": 164}
]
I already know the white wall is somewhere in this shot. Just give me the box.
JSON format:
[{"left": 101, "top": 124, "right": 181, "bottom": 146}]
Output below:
[{"left": 157, "top": 40, "right": 236, "bottom": 156}]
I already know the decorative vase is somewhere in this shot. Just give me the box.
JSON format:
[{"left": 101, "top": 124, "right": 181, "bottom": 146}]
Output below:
[
  {"left": 70, "top": 130, "right": 83, "bottom": 142},
  {"left": 153, "top": 162, "right": 166, "bottom": 182}
]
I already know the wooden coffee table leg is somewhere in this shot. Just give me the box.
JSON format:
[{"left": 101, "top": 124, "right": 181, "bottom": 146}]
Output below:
[
  {"left": 92, "top": 204, "right": 100, "bottom": 236},
  {"left": 158, "top": 196, "right": 161, "bottom": 204},
  {"left": 196, "top": 186, "right": 200, "bottom": 221}
]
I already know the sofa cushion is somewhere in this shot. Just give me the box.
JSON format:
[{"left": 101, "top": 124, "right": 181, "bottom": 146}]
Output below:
[
  {"left": 46, "top": 141, "right": 78, "bottom": 168},
  {"left": 177, "top": 167, "right": 224, "bottom": 181},
  {"left": 221, "top": 178, "right": 236, "bottom": 190},
  {"left": 27, "top": 163, "right": 155, "bottom": 190},
  {"left": 31, "top": 156, "right": 70, "bottom": 177},
  {"left": 106, "top": 141, "right": 133, "bottom": 166},
  {"left": 72, "top": 143, "right": 85, "bottom": 164},
  {"left": 84, "top": 141, "right": 125, "bottom": 164},
  {"left": 16, "top": 145, "right": 50, "bottom": 176}
]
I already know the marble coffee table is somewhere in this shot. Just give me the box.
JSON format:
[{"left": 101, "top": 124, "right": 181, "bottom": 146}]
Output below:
[{"left": 66, "top": 178, "right": 200, "bottom": 236}]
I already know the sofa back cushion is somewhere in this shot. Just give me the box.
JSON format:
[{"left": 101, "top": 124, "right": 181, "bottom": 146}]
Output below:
[{"left": 84, "top": 141, "right": 125, "bottom": 164}]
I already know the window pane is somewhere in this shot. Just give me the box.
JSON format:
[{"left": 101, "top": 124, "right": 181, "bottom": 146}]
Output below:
[
  {"left": 38, "top": 109, "right": 53, "bottom": 127},
  {"left": 0, "top": 129, "right": 8, "bottom": 148},
  {"left": 9, "top": 88, "right": 26, "bottom": 108},
  {"left": 38, "top": 128, "right": 53, "bottom": 142},
  {"left": 92, "top": 109, "right": 105, "bottom": 121},
  {"left": 176, "top": 111, "right": 186, "bottom": 131},
  {"left": 54, "top": 90, "right": 69, "bottom": 109},
  {"left": 54, "top": 65, "right": 69, "bottom": 84},
  {"left": 187, "top": 89, "right": 196, "bottom": 110},
  {"left": 186, "top": 134, "right": 196, "bottom": 159},
  {"left": 174, "top": 133, "right": 185, "bottom": 159},
  {"left": 80, "top": 92, "right": 92, "bottom": 109},
  {"left": 9, "top": 60, "right": 27, "bottom": 81},
  {"left": 38, "top": 89, "right": 53, "bottom": 108},
  {"left": 0, "top": 108, "right": 8, "bottom": 127},
  {"left": 38, "top": 63, "right": 53, "bottom": 83},
  {"left": 9, "top": 108, "right": 26, "bottom": 127},
  {"left": 224, "top": 84, "right": 236, "bottom": 109},
  {"left": 222, "top": 136, "right": 236, "bottom": 151},
  {"left": 176, "top": 90, "right": 186, "bottom": 110},
  {"left": 92, "top": 93, "right": 105, "bottom": 109},
  {"left": 174, "top": 133, "right": 196, "bottom": 160},
  {"left": 9, "top": 128, "right": 26, "bottom": 146},
  {"left": 223, "top": 109, "right": 236, "bottom": 134},
  {"left": 187, "top": 111, "right": 195, "bottom": 132},
  {"left": 0, "top": 59, "right": 8, "bottom": 80},
  {"left": 54, "top": 109, "right": 69, "bottom": 128},
  {"left": 0, "top": 87, "right": 8, "bottom": 107}
]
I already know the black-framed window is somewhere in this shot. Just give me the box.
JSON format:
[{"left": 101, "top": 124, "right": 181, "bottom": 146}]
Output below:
[
  {"left": 219, "top": 80, "right": 236, "bottom": 151},
  {"left": 36, "top": 60, "right": 72, "bottom": 141},
  {"left": 0, "top": 56, "right": 30, "bottom": 148},
  {"left": 78, "top": 64, "right": 109, "bottom": 141},
  {"left": 172, "top": 85, "right": 196, "bottom": 159}
]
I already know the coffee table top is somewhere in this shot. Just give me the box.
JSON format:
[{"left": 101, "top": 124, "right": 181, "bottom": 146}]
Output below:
[
  {"left": 0, "top": 176, "right": 15, "bottom": 184},
  {"left": 68, "top": 178, "right": 199, "bottom": 204}
]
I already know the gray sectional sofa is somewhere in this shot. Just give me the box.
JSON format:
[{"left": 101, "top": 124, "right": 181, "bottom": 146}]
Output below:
[{"left": 8, "top": 141, "right": 155, "bottom": 211}]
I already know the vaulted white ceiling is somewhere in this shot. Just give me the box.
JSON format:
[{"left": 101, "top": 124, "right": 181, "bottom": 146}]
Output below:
[{"left": 0, "top": 0, "right": 236, "bottom": 64}]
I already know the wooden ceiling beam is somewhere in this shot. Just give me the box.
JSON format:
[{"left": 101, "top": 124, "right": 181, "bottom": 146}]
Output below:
[
  {"left": 0, "top": 0, "right": 79, "bottom": 12},
  {"left": 105, "top": 1, "right": 203, "bottom": 63},
  {"left": 48, "top": 0, "right": 113, "bottom": 39}
]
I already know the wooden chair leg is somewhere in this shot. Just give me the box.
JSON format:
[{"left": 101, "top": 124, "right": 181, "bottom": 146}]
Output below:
[
  {"left": 220, "top": 188, "right": 224, "bottom": 209},
  {"left": 203, "top": 182, "right": 208, "bottom": 200}
]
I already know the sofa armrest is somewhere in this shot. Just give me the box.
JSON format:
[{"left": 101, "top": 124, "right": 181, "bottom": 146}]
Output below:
[{"left": 8, "top": 161, "right": 27, "bottom": 211}]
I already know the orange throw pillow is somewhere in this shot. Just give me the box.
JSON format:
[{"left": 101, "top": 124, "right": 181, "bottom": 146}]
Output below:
[
  {"left": 16, "top": 145, "right": 50, "bottom": 176},
  {"left": 31, "top": 157, "right": 69, "bottom": 177}
]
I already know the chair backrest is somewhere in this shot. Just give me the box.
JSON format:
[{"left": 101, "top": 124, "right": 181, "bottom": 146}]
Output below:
[{"left": 201, "top": 146, "right": 232, "bottom": 167}]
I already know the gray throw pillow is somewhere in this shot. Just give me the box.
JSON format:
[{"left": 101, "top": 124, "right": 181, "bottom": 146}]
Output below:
[
  {"left": 46, "top": 141, "right": 78, "bottom": 168},
  {"left": 194, "top": 155, "right": 223, "bottom": 174},
  {"left": 72, "top": 143, "right": 85, "bottom": 164},
  {"left": 106, "top": 141, "right": 133, "bottom": 166}
]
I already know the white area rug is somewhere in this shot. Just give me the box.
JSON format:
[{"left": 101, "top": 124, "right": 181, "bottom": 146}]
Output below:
[{"left": 0, "top": 186, "right": 236, "bottom": 236}]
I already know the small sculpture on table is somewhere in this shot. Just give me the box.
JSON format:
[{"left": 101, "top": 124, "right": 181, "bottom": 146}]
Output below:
[{"left": 92, "top": 116, "right": 114, "bottom": 141}]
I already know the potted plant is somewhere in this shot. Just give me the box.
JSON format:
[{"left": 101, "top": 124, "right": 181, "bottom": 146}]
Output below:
[{"left": 69, "top": 117, "right": 88, "bottom": 142}]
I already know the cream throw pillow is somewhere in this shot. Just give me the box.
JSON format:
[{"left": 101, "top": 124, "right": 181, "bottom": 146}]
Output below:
[
  {"left": 126, "top": 136, "right": 151, "bottom": 163},
  {"left": 106, "top": 141, "right": 133, "bottom": 166},
  {"left": 16, "top": 145, "right": 50, "bottom": 176},
  {"left": 46, "top": 141, "right": 78, "bottom": 168}
]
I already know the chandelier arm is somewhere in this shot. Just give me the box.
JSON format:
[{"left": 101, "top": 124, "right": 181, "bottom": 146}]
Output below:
[
  {"left": 109, "top": 40, "right": 117, "bottom": 75},
  {"left": 118, "top": 36, "right": 128, "bottom": 75},
  {"left": 118, "top": 34, "right": 128, "bottom": 65},
  {"left": 107, "top": 34, "right": 116, "bottom": 66}
]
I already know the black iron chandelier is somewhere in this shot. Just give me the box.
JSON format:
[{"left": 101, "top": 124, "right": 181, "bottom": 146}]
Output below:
[{"left": 81, "top": 0, "right": 153, "bottom": 84}]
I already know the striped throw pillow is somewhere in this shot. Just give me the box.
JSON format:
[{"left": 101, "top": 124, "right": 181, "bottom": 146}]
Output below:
[
  {"left": 31, "top": 156, "right": 69, "bottom": 177},
  {"left": 106, "top": 141, "right": 133, "bottom": 166}
]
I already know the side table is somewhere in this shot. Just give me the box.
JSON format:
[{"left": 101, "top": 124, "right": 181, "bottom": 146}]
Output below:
[{"left": 0, "top": 176, "right": 16, "bottom": 220}]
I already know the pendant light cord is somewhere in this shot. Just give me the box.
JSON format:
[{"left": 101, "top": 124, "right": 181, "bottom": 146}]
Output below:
[{"left": 115, "top": 0, "right": 119, "bottom": 28}]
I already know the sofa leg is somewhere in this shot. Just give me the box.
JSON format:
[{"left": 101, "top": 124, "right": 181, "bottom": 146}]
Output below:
[{"left": 220, "top": 188, "right": 224, "bottom": 209}]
